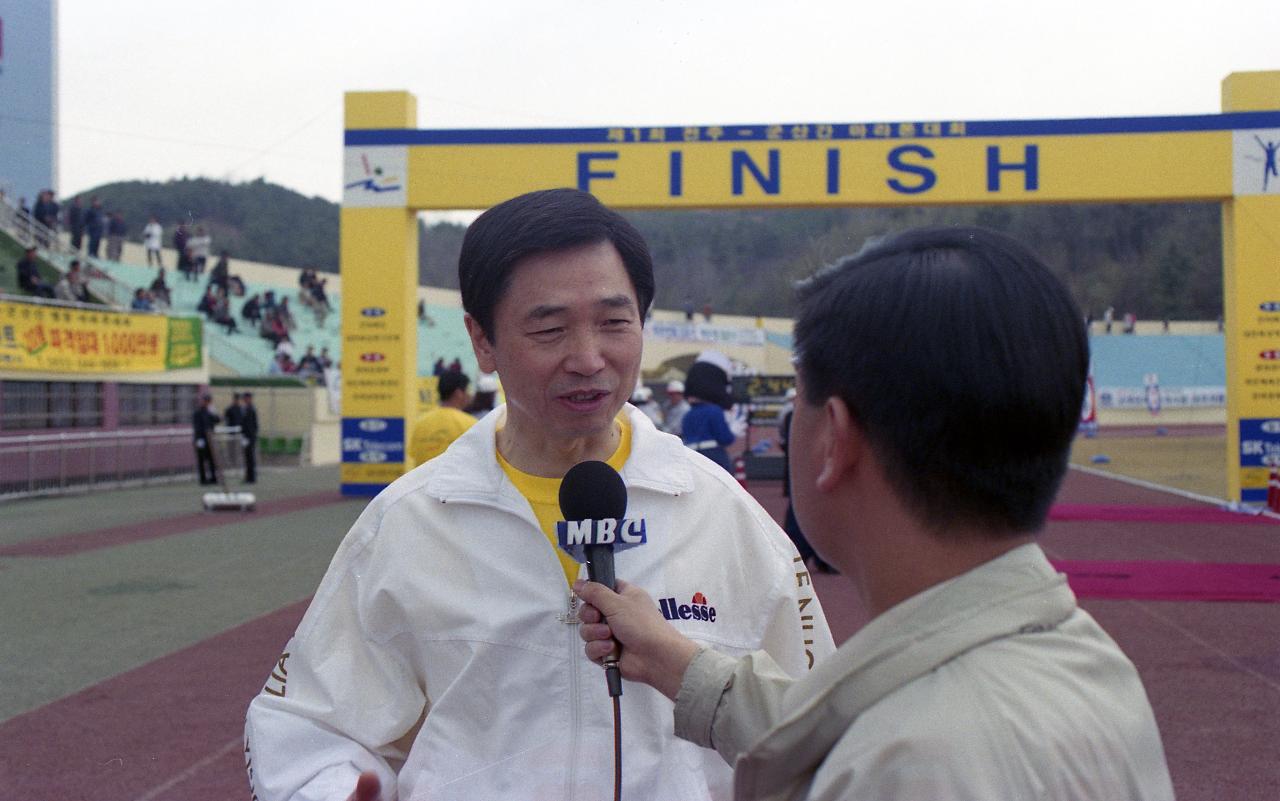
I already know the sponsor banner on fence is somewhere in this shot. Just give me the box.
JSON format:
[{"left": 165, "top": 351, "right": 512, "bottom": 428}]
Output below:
[
  {"left": 647, "top": 321, "right": 765, "bottom": 348},
  {"left": 1095, "top": 386, "right": 1225, "bottom": 410},
  {"left": 0, "top": 300, "right": 202, "bottom": 373}
]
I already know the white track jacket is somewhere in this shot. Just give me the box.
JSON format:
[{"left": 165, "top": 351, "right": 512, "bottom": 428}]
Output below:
[{"left": 245, "top": 405, "right": 835, "bottom": 801}]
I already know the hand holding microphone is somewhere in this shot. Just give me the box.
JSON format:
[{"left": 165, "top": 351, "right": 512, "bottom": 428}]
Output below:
[{"left": 574, "top": 578, "right": 700, "bottom": 703}]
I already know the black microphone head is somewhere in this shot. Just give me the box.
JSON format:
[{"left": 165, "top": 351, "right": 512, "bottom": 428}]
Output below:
[{"left": 559, "top": 460, "right": 627, "bottom": 521}]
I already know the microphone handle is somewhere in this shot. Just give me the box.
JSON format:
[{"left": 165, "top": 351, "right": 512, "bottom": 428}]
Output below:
[
  {"left": 585, "top": 543, "right": 617, "bottom": 590},
  {"left": 584, "top": 543, "right": 623, "bottom": 696}
]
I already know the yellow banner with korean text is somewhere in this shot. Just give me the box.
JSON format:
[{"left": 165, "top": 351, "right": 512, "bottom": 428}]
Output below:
[{"left": 0, "top": 300, "right": 202, "bottom": 373}]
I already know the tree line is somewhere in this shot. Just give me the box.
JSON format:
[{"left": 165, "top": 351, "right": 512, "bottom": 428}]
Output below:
[{"left": 89, "top": 178, "right": 1223, "bottom": 320}]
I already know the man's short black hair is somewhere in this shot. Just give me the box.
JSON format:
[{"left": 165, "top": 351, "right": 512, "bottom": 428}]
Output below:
[
  {"left": 458, "top": 188, "right": 654, "bottom": 341},
  {"left": 793, "top": 226, "right": 1088, "bottom": 535},
  {"left": 438, "top": 370, "right": 470, "bottom": 402}
]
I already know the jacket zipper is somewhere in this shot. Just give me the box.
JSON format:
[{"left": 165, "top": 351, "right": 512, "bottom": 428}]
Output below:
[{"left": 564, "top": 589, "right": 581, "bottom": 801}]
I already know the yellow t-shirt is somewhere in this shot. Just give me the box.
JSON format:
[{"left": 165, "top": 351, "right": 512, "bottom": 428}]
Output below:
[
  {"left": 407, "top": 407, "right": 477, "bottom": 467},
  {"left": 499, "top": 415, "right": 632, "bottom": 587}
]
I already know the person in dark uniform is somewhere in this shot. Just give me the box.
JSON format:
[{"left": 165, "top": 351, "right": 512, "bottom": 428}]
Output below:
[
  {"left": 193, "top": 393, "right": 221, "bottom": 485},
  {"left": 239, "top": 391, "right": 259, "bottom": 484},
  {"left": 222, "top": 393, "right": 243, "bottom": 470}
]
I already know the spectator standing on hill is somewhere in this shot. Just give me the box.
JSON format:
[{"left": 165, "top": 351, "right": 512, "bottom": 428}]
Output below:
[
  {"left": 17, "top": 246, "right": 55, "bottom": 298},
  {"left": 85, "top": 198, "right": 104, "bottom": 257},
  {"left": 188, "top": 226, "right": 212, "bottom": 276},
  {"left": 407, "top": 370, "right": 475, "bottom": 467},
  {"left": 177, "top": 247, "right": 196, "bottom": 283},
  {"left": 239, "top": 392, "right": 259, "bottom": 484},
  {"left": 192, "top": 393, "right": 221, "bottom": 486},
  {"left": 66, "top": 197, "right": 85, "bottom": 251},
  {"left": 33, "top": 190, "right": 58, "bottom": 244},
  {"left": 173, "top": 222, "right": 190, "bottom": 270},
  {"left": 106, "top": 212, "right": 127, "bottom": 261},
  {"left": 143, "top": 216, "right": 164, "bottom": 267}
]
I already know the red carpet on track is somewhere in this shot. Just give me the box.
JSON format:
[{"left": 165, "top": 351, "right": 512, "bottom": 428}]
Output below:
[
  {"left": 1049, "top": 503, "right": 1278, "bottom": 526},
  {"left": 1052, "top": 559, "right": 1280, "bottom": 603}
]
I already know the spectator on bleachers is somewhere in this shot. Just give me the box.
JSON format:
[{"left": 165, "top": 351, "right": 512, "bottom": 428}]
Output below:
[
  {"left": 310, "top": 276, "right": 331, "bottom": 326},
  {"left": 267, "top": 351, "right": 296, "bottom": 375},
  {"left": 197, "top": 285, "right": 217, "bottom": 317},
  {"left": 261, "top": 308, "right": 288, "bottom": 346},
  {"left": 319, "top": 346, "right": 333, "bottom": 369},
  {"left": 68, "top": 260, "right": 91, "bottom": 302},
  {"left": 85, "top": 198, "right": 104, "bottom": 257},
  {"left": 66, "top": 196, "right": 85, "bottom": 251},
  {"left": 131, "top": 288, "right": 155, "bottom": 311},
  {"left": 209, "top": 251, "right": 231, "bottom": 293},
  {"left": 432, "top": 357, "right": 446, "bottom": 376},
  {"left": 54, "top": 261, "right": 90, "bottom": 303},
  {"left": 143, "top": 216, "right": 164, "bottom": 267},
  {"left": 277, "top": 296, "right": 297, "bottom": 331},
  {"left": 188, "top": 225, "right": 212, "bottom": 276},
  {"left": 242, "top": 293, "right": 263, "bottom": 326},
  {"left": 448, "top": 357, "right": 462, "bottom": 373},
  {"left": 16, "top": 246, "right": 55, "bottom": 298},
  {"left": 210, "top": 286, "right": 239, "bottom": 334},
  {"left": 262, "top": 289, "right": 277, "bottom": 312},
  {"left": 229, "top": 274, "right": 246, "bottom": 297},
  {"left": 106, "top": 212, "right": 127, "bottom": 261},
  {"left": 297, "top": 346, "right": 323, "bottom": 378},
  {"left": 150, "top": 267, "right": 172, "bottom": 307},
  {"left": 178, "top": 247, "right": 197, "bottom": 283}
]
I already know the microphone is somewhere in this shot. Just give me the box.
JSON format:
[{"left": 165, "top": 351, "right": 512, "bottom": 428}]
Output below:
[{"left": 558, "top": 460, "right": 640, "bottom": 698}]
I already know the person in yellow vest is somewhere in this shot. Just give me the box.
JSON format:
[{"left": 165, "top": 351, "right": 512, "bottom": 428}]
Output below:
[{"left": 406, "top": 370, "right": 475, "bottom": 467}]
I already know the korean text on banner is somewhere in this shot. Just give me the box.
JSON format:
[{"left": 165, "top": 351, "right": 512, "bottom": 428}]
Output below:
[{"left": 0, "top": 300, "right": 202, "bottom": 373}]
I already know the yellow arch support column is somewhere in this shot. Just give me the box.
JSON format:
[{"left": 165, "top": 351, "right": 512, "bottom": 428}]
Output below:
[
  {"left": 340, "top": 91, "right": 420, "bottom": 496},
  {"left": 1221, "top": 71, "right": 1280, "bottom": 505}
]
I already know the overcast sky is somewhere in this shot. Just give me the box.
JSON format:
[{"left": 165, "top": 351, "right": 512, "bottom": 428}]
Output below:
[{"left": 59, "top": 0, "right": 1277, "bottom": 212}]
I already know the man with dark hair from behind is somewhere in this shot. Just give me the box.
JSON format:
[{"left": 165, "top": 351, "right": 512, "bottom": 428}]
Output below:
[
  {"left": 405, "top": 369, "right": 475, "bottom": 468},
  {"left": 577, "top": 226, "right": 1174, "bottom": 800},
  {"left": 244, "top": 188, "right": 832, "bottom": 801}
]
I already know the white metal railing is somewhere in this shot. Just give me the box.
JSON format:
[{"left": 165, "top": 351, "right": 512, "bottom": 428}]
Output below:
[{"left": 0, "top": 427, "right": 222, "bottom": 500}]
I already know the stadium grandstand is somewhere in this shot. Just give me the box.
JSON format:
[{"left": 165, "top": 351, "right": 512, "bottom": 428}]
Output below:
[{"left": 1, "top": 187, "right": 1228, "bottom": 499}]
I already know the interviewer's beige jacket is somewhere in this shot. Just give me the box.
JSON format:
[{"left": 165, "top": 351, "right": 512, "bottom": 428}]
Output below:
[{"left": 674, "top": 544, "right": 1175, "bottom": 801}]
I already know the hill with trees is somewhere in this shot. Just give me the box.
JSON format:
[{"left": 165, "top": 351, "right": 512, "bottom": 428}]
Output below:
[{"left": 83, "top": 177, "right": 1223, "bottom": 321}]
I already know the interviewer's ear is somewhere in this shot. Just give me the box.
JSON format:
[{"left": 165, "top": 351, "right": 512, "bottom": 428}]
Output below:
[{"left": 815, "top": 396, "right": 862, "bottom": 492}]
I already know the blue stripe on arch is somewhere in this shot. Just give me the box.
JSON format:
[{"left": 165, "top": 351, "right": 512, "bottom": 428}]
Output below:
[{"left": 344, "top": 111, "right": 1280, "bottom": 147}]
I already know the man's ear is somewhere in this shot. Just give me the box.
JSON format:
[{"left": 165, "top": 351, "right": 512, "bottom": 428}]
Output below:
[
  {"left": 815, "top": 396, "right": 861, "bottom": 492},
  {"left": 464, "top": 314, "right": 497, "bottom": 374}
]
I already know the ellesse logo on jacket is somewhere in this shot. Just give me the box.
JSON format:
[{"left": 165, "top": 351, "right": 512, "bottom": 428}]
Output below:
[{"left": 658, "top": 592, "right": 718, "bottom": 622}]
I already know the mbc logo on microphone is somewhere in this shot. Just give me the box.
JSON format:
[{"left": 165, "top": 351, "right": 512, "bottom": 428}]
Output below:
[{"left": 556, "top": 518, "right": 647, "bottom": 547}]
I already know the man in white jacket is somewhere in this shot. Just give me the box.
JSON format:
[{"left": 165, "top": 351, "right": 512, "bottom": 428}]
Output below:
[
  {"left": 244, "top": 188, "right": 834, "bottom": 801},
  {"left": 578, "top": 226, "right": 1175, "bottom": 800}
]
